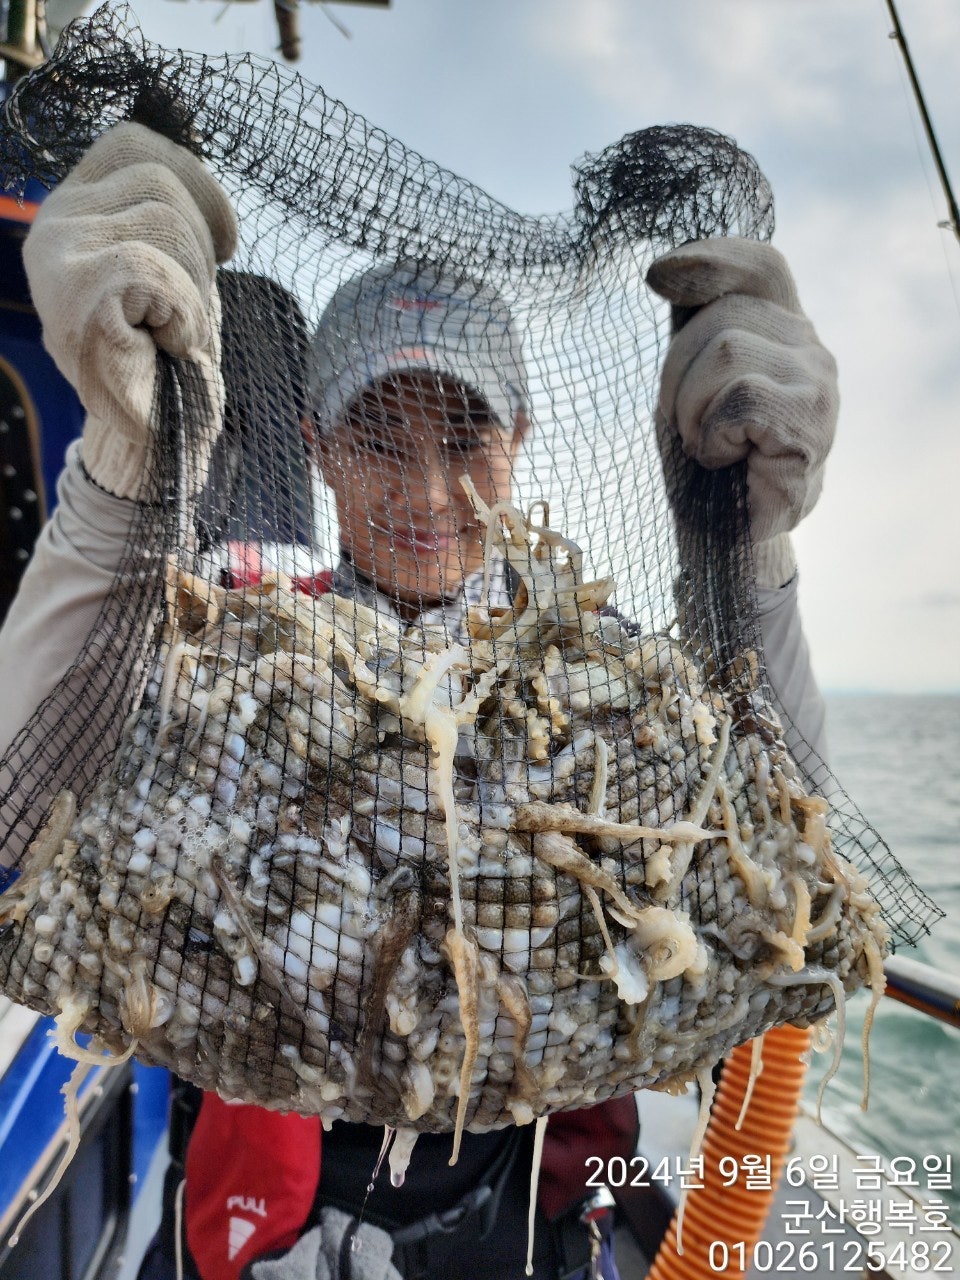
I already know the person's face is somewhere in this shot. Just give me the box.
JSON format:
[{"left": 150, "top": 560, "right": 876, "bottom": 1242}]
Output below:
[{"left": 315, "top": 372, "right": 527, "bottom": 608}]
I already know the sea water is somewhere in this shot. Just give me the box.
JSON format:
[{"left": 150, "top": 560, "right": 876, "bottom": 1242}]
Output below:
[{"left": 805, "top": 693, "right": 960, "bottom": 1226}]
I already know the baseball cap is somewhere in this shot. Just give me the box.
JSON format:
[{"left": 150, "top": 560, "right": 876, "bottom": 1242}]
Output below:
[{"left": 308, "top": 261, "right": 528, "bottom": 433}]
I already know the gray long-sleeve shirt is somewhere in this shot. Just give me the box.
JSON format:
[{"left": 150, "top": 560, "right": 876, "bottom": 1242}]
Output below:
[
  {"left": 0, "top": 443, "right": 144, "bottom": 759},
  {"left": 0, "top": 442, "right": 827, "bottom": 861}
]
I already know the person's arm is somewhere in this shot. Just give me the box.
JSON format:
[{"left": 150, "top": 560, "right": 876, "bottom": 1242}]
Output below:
[
  {"left": 0, "top": 123, "right": 236, "bottom": 864},
  {"left": 3, "top": 119, "right": 236, "bottom": 727},
  {"left": 756, "top": 566, "right": 828, "bottom": 767},
  {"left": 0, "top": 443, "right": 137, "bottom": 758},
  {"left": 646, "top": 237, "right": 838, "bottom": 765}
]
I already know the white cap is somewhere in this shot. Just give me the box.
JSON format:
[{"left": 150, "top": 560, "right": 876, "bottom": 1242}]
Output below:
[{"left": 308, "top": 260, "right": 528, "bottom": 432}]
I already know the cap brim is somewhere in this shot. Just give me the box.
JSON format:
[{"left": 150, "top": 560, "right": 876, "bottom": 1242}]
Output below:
[{"left": 320, "top": 345, "right": 516, "bottom": 432}]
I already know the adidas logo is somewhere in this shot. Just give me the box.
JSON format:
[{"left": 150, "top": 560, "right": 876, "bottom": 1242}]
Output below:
[{"left": 228, "top": 1217, "right": 257, "bottom": 1262}]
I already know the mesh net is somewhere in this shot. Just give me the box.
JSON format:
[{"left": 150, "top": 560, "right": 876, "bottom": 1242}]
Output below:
[{"left": 0, "top": 5, "right": 941, "bottom": 1134}]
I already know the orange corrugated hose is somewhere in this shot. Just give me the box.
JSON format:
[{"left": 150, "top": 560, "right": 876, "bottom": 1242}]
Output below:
[{"left": 645, "top": 1024, "right": 813, "bottom": 1280}]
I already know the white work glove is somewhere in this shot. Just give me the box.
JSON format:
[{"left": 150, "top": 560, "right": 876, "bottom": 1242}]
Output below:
[
  {"left": 23, "top": 121, "right": 237, "bottom": 501},
  {"left": 247, "top": 1209, "right": 402, "bottom": 1280},
  {"left": 646, "top": 237, "right": 838, "bottom": 588}
]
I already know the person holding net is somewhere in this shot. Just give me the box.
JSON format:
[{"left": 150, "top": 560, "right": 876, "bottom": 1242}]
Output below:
[{"left": 1, "top": 124, "right": 837, "bottom": 1280}]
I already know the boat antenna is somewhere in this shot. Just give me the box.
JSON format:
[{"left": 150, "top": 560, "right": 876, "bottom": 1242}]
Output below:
[{"left": 884, "top": 0, "right": 960, "bottom": 244}]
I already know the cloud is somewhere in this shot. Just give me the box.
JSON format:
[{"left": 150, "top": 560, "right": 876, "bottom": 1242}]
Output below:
[
  {"left": 527, "top": 0, "right": 959, "bottom": 209},
  {"left": 530, "top": 1, "right": 856, "bottom": 126},
  {"left": 916, "top": 593, "right": 960, "bottom": 609}
]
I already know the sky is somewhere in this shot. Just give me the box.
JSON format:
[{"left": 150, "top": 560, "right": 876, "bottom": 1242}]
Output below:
[{"left": 76, "top": 0, "right": 960, "bottom": 693}]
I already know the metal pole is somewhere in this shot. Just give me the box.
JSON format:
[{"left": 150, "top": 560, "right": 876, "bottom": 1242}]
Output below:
[
  {"left": 884, "top": 954, "right": 960, "bottom": 1030},
  {"left": 885, "top": 0, "right": 960, "bottom": 243},
  {"left": 274, "top": 0, "right": 301, "bottom": 62}
]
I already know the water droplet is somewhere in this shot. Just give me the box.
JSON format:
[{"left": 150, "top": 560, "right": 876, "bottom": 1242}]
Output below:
[
  {"left": 390, "top": 1169, "right": 405, "bottom": 1188},
  {"left": 350, "top": 1234, "right": 362, "bottom": 1254}
]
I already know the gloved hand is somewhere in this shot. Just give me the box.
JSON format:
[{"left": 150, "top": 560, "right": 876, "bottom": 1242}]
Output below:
[
  {"left": 23, "top": 121, "right": 237, "bottom": 501},
  {"left": 646, "top": 237, "right": 838, "bottom": 587},
  {"left": 248, "top": 1209, "right": 401, "bottom": 1280}
]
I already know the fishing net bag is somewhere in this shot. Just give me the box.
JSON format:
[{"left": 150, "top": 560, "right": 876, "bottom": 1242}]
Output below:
[{"left": 0, "top": 5, "right": 941, "bottom": 1149}]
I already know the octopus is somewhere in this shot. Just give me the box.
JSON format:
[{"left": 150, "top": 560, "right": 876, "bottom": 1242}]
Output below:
[{"left": 0, "top": 483, "right": 889, "bottom": 1162}]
